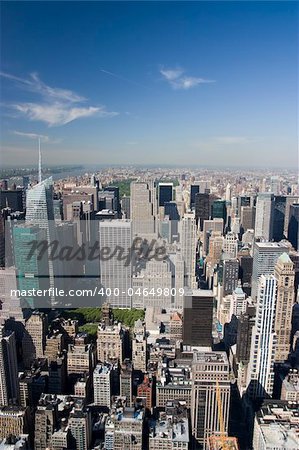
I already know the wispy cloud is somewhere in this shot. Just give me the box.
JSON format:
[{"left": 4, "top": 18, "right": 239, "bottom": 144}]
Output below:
[
  {"left": 1, "top": 71, "right": 118, "bottom": 126},
  {"left": 160, "top": 66, "right": 215, "bottom": 90},
  {"left": 12, "top": 130, "right": 62, "bottom": 144},
  {"left": 214, "top": 136, "right": 251, "bottom": 145}
]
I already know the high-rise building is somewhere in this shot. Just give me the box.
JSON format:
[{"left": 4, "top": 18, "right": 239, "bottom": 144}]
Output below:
[
  {"left": 284, "top": 196, "right": 299, "bottom": 236},
  {"left": 0, "top": 189, "right": 24, "bottom": 212},
  {"left": 202, "top": 219, "right": 224, "bottom": 256},
  {"left": 68, "top": 407, "right": 92, "bottom": 450},
  {"left": 195, "top": 192, "right": 210, "bottom": 230},
  {"left": 99, "top": 220, "right": 132, "bottom": 308},
  {"left": 274, "top": 253, "right": 295, "bottom": 362},
  {"left": 120, "top": 359, "right": 133, "bottom": 407},
  {"left": 221, "top": 259, "right": 239, "bottom": 296},
  {"left": 272, "top": 196, "right": 286, "bottom": 241},
  {"left": 0, "top": 406, "right": 30, "bottom": 441},
  {"left": 25, "top": 178, "right": 56, "bottom": 303},
  {"left": 190, "top": 184, "right": 200, "bottom": 209},
  {"left": 13, "top": 224, "right": 49, "bottom": 308},
  {"left": 97, "top": 323, "right": 124, "bottom": 363},
  {"left": 254, "top": 193, "right": 274, "bottom": 241},
  {"left": 0, "top": 325, "right": 19, "bottom": 406},
  {"left": 180, "top": 212, "right": 197, "bottom": 288},
  {"left": 251, "top": 242, "right": 289, "bottom": 299},
  {"left": 191, "top": 351, "right": 231, "bottom": 449},
  {"left": 158, "top": 183, "right": 173, "bottom": 207},
  {"left": 247, "top": 275, "right": 277, "bottom": 399},
  {"left": 34, "top": 395, "right": 58, "bottom": 450},
  {"left": 288, "top": 203, "right": 299, "bottom": 251},
  {"left": 240, "top": 206, "right": 256, "bottom": 232},
  {"left": 212, "top": 200, "right": 227, "bottom": 227},
  {"left": 137, "top": 375, "right": 153, "bottom": 410},
  {"left": 130, "top": 182, "right": 155, "bottom": 237},
  {"left": 93, "top": 363, "right": 112, "bottom": 407},
  {"left": 48, "top": 352, "right": 67, "bottom": 394},
  {"left": 121, "top": 195, "right": 130, "bottom": 219},
  {"left": 22, "top": 311, "right": 47, "bottom": 368},
  {"left": 132, "top": 320, "right": 147, "bottom": 372},
  {"left": 183, "top": 289, "right": 214, "bottom": 347},
  {"left": 105, "top": 399, "right": 144, "bottom": 450}
]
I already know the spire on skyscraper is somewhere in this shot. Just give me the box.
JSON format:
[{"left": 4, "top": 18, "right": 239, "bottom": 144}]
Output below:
[{"left": 38, "top": 137, "right": 42, "bottom": 184}]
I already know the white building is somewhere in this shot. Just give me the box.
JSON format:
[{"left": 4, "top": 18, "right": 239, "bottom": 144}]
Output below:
[
  {"left": 99, "top": 220, "right": 132, "bottom": 308},
  {"left": 93, "top": 363, "right": 112, "bottom": 407},
  {"left": 247, "top": 275, "right": 277, "bottom": 399},
  {"left": 180, "top": 212, "right": 197, "bottom": 289},
  {"left": 254, "top": 192, "right": 274, "bottom": 241}
]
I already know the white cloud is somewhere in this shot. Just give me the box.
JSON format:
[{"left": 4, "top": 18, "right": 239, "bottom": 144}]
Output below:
[
  {"left": 12, "top": 130, "right": 62, "bottom": 144},
  {"left": 13, "top": 130, "right": 50, "bottom": 142},
  {"left": 160, "top": 67, "right": 214, "bottom": 90},
  {"left": 1, "top": 71, "right": 118, "bottom": 126},
  {"left": 214, "top": 136, "right": 251, "bottom": 144}
]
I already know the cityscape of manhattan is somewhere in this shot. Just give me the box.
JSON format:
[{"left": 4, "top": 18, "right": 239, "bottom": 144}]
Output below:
[{"left": 0, "top": 1, "right": 298, "bottom": 450}]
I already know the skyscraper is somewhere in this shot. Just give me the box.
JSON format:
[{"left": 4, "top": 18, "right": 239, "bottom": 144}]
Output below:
[
  {"left": 195, "top": 192, "right": 210, "bottom": 230},
  {"left": 190, "top": 184, "right": 200, "bottom": 209},
  {"left": 212, "top": 200, "right": 227, "bottom": 227},
  {"left": 247, "top": 275, "right": 277, "bottom": 399},
  {"left": 0, "top": 325, "right": 19, "bottom": 406},
  {"left": 130, "top": 182, "right": 155, "bottom": 237},
  {"left": 180, "top": 212, "right": 197, "bottom": 288},
  {"left": 158, "top": 183, "right": 173, "bottom": 207},
  {"left": 288, "top": 204, "right": 299, "bottom": 251},
  {"left": 254, "top": 193, "right": 274, "bottom": 241},
  {"left": 251, "top": 242, "right": 289, "bottom": 299},
  {"left": 22, "top": 311, "right": 48, "bottom": 368},
  {"left": 274, "top": 253, "right": 295, "bottom": 362},
  {"left": 25, "top": 177, "right": 56, "bottom": 305},
  {"left": 272, "top": 196, "right": 286, "bottom": 241},
  {"left": 183, "top": 289, "right": 214, "bottom": 347},
  {"left": 99, "top": 220, "right": 132, "bottom": 308},
  {"left": 191, "top": 351, "right": 231, "bottom": 449}
]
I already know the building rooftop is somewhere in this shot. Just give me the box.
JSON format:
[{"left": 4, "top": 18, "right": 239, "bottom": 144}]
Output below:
[
  {"left": 192, "top": 351, "right": 228, "bottom": 365},
  {"left": 255, "top": 400, "right": 299, "bottom": 448},
  {"left": 208, "top": 436, "right": 239, "bottom": 450}
]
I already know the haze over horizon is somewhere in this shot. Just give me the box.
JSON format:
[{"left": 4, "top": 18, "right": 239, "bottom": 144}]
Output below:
[{"left": 1, "top": 1, "right": 298, "bottom": 168}]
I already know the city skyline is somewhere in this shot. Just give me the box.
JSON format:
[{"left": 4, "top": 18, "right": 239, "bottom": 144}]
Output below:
[{"left": 1, "top": 1, "right": 298, "bottom": 168}]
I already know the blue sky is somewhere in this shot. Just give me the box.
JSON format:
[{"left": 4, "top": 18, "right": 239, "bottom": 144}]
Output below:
[{"left": 0, "top": 1, "right": 298, "bottom": 168}]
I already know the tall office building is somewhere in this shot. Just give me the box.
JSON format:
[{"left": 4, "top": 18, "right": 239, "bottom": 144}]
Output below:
[
  {"left": 180, "top": 212, "right": 197, "bottom": 289},
  {"left": 288, "top": 204, "right": 299, "bottom": 251},
  {"left": 132, "top": 320, "right": 147, "bottom": 372},
  {"left": 240, "top": 206, "right": 256, "bottom": 232},
  {"left": 97, "top": 323, "right": 124, "bottom": 363},
  {"left": 25, "top": 177, "right": 56, "bottom": 304},
  {"left": 270, "top": 176, "right": 280, "bottom": 195},
  {"left": 0, "top": 406, "right": 30, "bottom": 441},
  {"left": 183, "top": 290, "right": 214, "bottom": 347},
  {"left": 158, "top": 183, "right": 173, "bottom": 207},
  {"left": 247, "top": 275, "right": 277, "bottom": 399},
  {"left": 34, "top": 396, "right": 58, "bottom": 450},
  {"left": 93, "top": 363, "right": 112, "bottom": 407},
  {"left": 254, "top": 193, "right": 274, "bottom": 241},
  {"left": 0, "top": 326, "right": 19, "bottom": 406},
  {"left": 120, "top": 359, "right": 133, "bottom": 407},
  {"left": 195, "top": 192, "right": 210, "bottom": 230},
  {"left": 222, "top": 259, "right": 239, "bottom": 296},
  {"left": 284, "top": 196, "right": 299, "bottom": 235},
  {"left": 252, "top": 242, "right": 289, "bottom": 299},
  {"left": 68, "top": 407, "right": 92, "bottom": 450},
  {"left": 131, "top": 182, "right": 155, "bottom": 237},
  {"left": 191, "top": 351, "right": 231, "bottom": 449},
  {"left": 212, "top": 200, "right": 227, "bottom": 227},
  {"left": 202, "top": 219, "right": 224, "bottom": 256},
  {"left": 13, "top": 224, "right": 49, "bottom": 308},
  {"left": 22, "top": 311, "right": 47, "bottom": 368},
  {"left": 99, "top": 220, "right": 132, "bottom": 308},
  {"left": 274, "top": 253, "right": 295, "bottom": 362},
  {"left": 272, "top": 196, "right": 286, "bottom": 241},
  {"left": 190, "top": 184, "right": 200, "bottom": 209}
]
